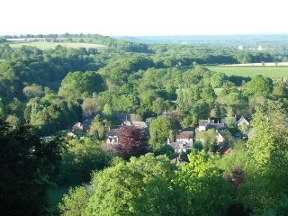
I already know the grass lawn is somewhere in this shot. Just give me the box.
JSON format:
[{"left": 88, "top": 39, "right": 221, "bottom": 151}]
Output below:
[
  {"left": 208, "top": 66, "right": 288, "bottom": 79},
  {"left": 9, "top": 42, "right": 106, "bottom": 50},
  {"left": 47, "top": 185, "right": 72, "bottom": 213}
]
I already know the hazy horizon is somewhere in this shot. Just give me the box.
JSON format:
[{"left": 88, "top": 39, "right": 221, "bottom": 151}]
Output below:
[{"left": 3, "top": 33, "right": 288, "bottom": 37}]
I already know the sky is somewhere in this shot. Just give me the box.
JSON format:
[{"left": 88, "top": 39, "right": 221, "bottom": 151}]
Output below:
[{"left": 1, "top": 0, "right": 287, "bottom": 36}]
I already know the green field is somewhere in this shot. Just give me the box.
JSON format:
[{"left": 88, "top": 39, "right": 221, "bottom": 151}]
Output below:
[
  {"left": 9, "top": 42, "right": 106, "bottom": 50},
  {"left": 208, "top": 66, "right": 288, "bottom": 79}
]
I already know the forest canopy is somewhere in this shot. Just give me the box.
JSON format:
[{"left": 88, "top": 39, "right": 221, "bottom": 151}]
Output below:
[{"left": 1, "top": 34, "right": 288, "bottom": 216}]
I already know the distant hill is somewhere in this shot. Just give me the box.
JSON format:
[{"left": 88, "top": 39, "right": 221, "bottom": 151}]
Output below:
[
  {"left": 1, "top": 34, "right": 154, "bottom": 53},
  {"left": 9, "top": 42, "right": 107, "bottom": 50},
  {"left": 2, "top": 33, "right": 115, "bottom": 46},
  {"left": 116, "top": 34, "right": 288, "bottom": 48}
]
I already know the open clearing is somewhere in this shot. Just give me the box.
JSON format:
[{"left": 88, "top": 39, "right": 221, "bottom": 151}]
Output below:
[
  {"left": 9, "top": 42, "right": 106, "bottom": 50},
  {"left": 208, "top": 66, "right": 288, "bottom": 79}
]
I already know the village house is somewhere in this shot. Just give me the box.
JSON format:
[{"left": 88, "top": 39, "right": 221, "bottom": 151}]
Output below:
[
  {"left": 106, "top": 128, "right": 119, "bottom": 145},
  {"left": 176, "top": 131, "right": 194, "bottom": 145},
  {"left": 216, "top": 130, "right": 225, "bottom": 143},
  {"left": 195, "top": 118, "right": 227, "bottom": 145},
  {"left": 123, "top": 120, "right": 148, "bottom": 129},
  {"left": 106, "top": 120, "right": 149, "bottom": 145},
  {"left": 168, "top": 130, "right": 194, "bottom": 153},
  {"left": 237, "top": 116, "right": 250, "bottom": 127},
  {"left": 67, "top": 132, "right": 77, "bottom": 138},
  {"left": 197, "top": 118, "right": 226, "bottom": 131},
  {"left": 72, "top": 122, "right": 84, "bottom": 132},
  {"left": 69, "top": 116, "right": 100, "bottom": 137},
  {"left": 195, "top": 129, "right": 226, "bottom": 145}
]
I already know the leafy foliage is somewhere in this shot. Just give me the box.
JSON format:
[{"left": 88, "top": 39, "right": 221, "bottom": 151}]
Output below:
[
  {"left": 0, "top": 119, "right": 62, "bottom": 216},
  {"left": 65, "top": 154, "right": 177, "bottom": 216},
  {"left": 56, "top": 136, "right": 112, "bottom": 184},
  {"left": 242, "top": 102, "right": 288, "bottom": 213},
  {"left": 149, "top": 116, "right": 174, "bottom": 151},
  {"left": 58, "top": 71, "right": 105, "bottom": 100},
  {"left": 116, "top": 125, "right": 149, "bottom": 159},
  {"left": 175, "top": 151, "right": 233, "bottom": 216}
]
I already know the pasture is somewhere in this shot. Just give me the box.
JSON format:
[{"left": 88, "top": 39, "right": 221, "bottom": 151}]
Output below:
[
  {"left": 9, "top": 42, "right": 106, "bottom": 50},
  {"left": 208, "top": 66, "right": 288, "bottom": 79}
]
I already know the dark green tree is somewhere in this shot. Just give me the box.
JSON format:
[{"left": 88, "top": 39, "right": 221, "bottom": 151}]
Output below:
[
  {"left": 247, "top": 75, "right": 273, "bottom": 97},
  {"left": 241, "top": 102, "right": 288, "bottom": 213},
  {"left": 0, "top": 119, "right": 62, "bottom": 216},
  {"left": 149, "top": 116, "right": 174, "bottom": 151},
  {"left": 58, "top": 71, "right": 105, "bottom": 100},
  {"left": 85, "top": 154, "right": 177, "bottom": 216}
]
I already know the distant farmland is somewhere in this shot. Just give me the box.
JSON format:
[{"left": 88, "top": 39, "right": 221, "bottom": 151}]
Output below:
[
  {"left": 208, "top": 66, "right": 288, "bottom": 79},
  {"left": 9, "top": 42, "right": 107, "bottom": 50}
]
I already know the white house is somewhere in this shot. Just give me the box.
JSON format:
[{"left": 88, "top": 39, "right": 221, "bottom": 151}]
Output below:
[
  {"left": 168, "top": 130, "right": 194, "bottom": 153},
  {"left": 170, "top": 142, "right": 191, "bottom": 153},
  {"left": 106, "top": 128, "right": 119, "bottom": 145},
  {"left": 198, "top": 119, "right": 211, "bottom": 131},
  {"left": 216, "top": 131, "right": 225, "bottom": 143},
  {"left": 176, "top": 131, "right": 194, "bottom": 145},
  {"left": 197, "top": 119, "right": 226, "bottom": 131},
  {"left": 72, "top": 122, "right": 84, "bottom": 132},
  {"left": 237, "top": 116, "right": 250, "bottom": 127}
]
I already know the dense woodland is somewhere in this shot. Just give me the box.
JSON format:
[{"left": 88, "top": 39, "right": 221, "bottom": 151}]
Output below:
[{"left": 1, "top": 34, "right": 288, "bottom": 216}]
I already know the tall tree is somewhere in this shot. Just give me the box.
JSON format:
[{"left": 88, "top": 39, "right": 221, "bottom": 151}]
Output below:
[
  {"left": 78, "top": 154, "right": 177, "bottom": 216},
  {"left": 81, "top": 97, "right": 101, "bottom": 117},
  {"left": 149, "top": 116, "right": 173, "bottom": 151},
  {"left": 0, "top": 119, "right": 62, "bottom": 216},
  {"left": 242, "top": 101, "right": 288, "bottom": 213},
  {"left": 116, "top": 125, "right": 149, "bottom": 159},
  {"left": 175, "top": 151, "right": 233, "bottom": 216},
  {"left": 58, "top": 71, "right": 105, "bottom": 100},
  {"left": 247, "top": 75, "right": 273, "bottom": 97}
]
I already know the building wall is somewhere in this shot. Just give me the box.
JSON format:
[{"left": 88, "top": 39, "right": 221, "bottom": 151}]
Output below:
[{"left": 176, "top": 138, "right": 193, "bottom": 144}]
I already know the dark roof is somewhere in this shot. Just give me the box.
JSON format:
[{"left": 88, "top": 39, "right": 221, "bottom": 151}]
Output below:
[
  {"left": 207, "top": 122, "right": 226, "bottom": 130},
  {"left": 123, "top": 121, "right": 148, "bottom": 129},
  {"left": 107, "top": 128, "right": 119, "bottom": 137},
  {"left": 82, "top": 117, "right": 95, "bottom": 130},
  {"left": 176, "top": 131, "right": 194, "bottom": 139}
]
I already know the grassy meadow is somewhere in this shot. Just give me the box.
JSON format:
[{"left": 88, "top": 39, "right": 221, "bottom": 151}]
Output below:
[
  {"left": 9, "top": 42, "right": 106, "bottom": 50},
  {"left": 209, "top": 66, "right": 288, "bottom": 79}
]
